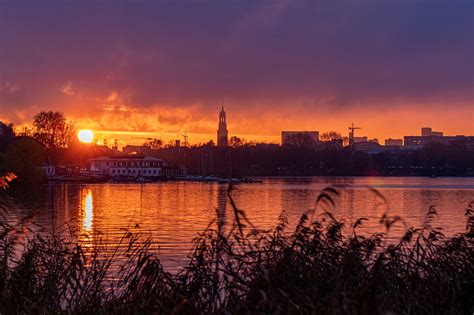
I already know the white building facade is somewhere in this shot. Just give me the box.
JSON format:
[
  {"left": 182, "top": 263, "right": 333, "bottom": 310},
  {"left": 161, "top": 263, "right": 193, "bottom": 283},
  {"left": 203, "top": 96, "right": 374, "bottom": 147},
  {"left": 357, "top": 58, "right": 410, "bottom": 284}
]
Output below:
[{"left": 88, "top": 155, "right": 166, "bottom": 178}]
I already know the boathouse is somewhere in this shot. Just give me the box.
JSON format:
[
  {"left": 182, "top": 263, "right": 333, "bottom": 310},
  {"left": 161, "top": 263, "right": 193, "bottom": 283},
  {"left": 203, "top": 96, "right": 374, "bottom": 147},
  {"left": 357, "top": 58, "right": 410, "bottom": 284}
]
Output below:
[{"left": 88, "top": 155, "right": 165, "bottom": 178}]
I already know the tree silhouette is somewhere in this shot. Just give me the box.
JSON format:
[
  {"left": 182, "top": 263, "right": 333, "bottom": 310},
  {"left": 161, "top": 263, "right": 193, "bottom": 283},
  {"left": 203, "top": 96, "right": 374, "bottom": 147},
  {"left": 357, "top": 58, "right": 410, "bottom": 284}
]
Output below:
[
  {"left": 1, "top": 137, "right": 45, "bottom": 182},
  {"left": 143, "top": 138, "right": 164, "bottom": 149},
  {"left": 206, "top": 140, "right": 215, "bottom": 147},
  {"left": 283, "top": 132, "right": 316, "bottom": 149},
  {"left": 320, "top": 131, "right": 349, "bottom": 146},
  {"left": 0, "top": 122, "right": 15, "bottom": 151},
  {"left": 33, "top": 111, "right": 76, "bottom": 148},
  {"left": 230, "top": 136, "right": 246, "bottom": 148}
]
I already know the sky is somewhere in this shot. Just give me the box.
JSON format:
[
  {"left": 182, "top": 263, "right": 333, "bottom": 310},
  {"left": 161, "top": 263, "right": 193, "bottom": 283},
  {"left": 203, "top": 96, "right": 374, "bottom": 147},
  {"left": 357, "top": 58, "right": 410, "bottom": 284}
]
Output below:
[{"left": 0, "top": 0, "right": 473, "bottom": 145}]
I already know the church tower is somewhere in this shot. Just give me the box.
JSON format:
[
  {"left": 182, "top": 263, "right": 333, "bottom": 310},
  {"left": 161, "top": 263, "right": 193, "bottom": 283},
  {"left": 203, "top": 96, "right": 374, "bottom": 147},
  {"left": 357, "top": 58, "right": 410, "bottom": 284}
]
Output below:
[{"left": 217, "top": 106, "right": 228, "bottom": 146}]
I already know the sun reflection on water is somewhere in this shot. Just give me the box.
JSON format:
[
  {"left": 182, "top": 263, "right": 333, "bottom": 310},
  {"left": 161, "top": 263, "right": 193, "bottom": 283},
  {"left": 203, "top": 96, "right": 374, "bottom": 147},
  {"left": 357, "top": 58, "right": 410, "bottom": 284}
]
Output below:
[
  {"left": 79, "top": 189, "right": 94, "bottom": 257},
  {"left": 83, "top": 190, "right": 93, "bottom": 231}
]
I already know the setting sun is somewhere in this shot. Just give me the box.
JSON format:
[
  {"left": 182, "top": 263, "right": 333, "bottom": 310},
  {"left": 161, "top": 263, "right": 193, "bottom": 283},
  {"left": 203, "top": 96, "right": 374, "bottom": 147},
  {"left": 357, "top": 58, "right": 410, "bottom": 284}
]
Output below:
[{"left": 78, "top": 129, "right": 94, "bottom": 143}]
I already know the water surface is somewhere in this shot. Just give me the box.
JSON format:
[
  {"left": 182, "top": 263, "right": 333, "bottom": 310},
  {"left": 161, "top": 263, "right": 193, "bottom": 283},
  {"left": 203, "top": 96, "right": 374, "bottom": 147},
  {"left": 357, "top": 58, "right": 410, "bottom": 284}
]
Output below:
[{"left": 4, "top": 177, "right": 473, "bottom": 271}]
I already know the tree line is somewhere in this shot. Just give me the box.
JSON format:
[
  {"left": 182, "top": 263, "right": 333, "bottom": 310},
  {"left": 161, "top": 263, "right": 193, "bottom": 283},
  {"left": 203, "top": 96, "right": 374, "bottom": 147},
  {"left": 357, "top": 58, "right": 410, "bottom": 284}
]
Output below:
[
  {"left": 144, "top": 143, "right": 474, "bottom": 177},
  {"left": 0, "top": 111, "right": 80, "bottom": 182},
  {"left": 1, "top": 112, "right": 474, "bottom": 181}
]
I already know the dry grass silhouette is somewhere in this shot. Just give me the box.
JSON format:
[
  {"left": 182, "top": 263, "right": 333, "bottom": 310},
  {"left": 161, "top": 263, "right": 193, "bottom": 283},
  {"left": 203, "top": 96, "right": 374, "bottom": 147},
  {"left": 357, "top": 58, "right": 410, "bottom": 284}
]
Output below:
[{"left": 0, "top": 178, "right": 473, "bottom": 314}]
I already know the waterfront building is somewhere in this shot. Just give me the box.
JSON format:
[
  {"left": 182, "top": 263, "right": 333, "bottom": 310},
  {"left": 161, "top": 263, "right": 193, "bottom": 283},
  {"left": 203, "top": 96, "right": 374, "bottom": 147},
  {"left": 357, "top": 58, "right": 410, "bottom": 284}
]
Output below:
[
  {"left": 89, "top": 155, "right": 165, "bottom": 177},
  {"left": 385, "top": 138, "right": 403, "bottom": 146},
  {"left": 404, "top": 127, "right": 474, "bottom": 149},
  {"left": 404, "top": 135, "right": 474, "bottom": 149},
  {"left": 421, "top": 127, "right": 443, "bottom": 137},
  {"left": 88, "top": 154, "right": 187, "bottom": 178},
  {"left": 162, "top": 165, "right": 188, "bottom": 177},
  {"left": 217, "top": 106, "right": 228, "bottom": 146},
  {"left": 281, "top": 131, "right": 319, "bottom": 146}
]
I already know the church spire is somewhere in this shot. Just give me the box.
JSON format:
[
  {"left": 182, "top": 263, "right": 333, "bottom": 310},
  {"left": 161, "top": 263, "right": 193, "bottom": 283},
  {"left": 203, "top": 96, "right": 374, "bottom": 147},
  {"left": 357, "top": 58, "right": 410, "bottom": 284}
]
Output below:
[{"left": 217, "top": 105, "right": 228, "bottom": 146}]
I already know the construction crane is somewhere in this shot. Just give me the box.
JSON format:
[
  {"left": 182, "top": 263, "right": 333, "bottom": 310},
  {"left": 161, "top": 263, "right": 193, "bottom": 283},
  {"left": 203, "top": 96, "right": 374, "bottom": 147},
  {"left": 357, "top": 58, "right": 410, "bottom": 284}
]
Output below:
[
  {"left": 180, "top": 130, "right": 189, "bottom": 147},
  {"left": 348, "top": 123, "right": 361, "bottom": 145}
]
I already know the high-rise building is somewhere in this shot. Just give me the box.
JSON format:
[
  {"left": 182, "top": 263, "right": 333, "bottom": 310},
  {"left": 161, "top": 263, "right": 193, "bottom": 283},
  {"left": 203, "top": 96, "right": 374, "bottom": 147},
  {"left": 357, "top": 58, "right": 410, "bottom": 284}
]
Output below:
[
  {"left": 404, "top": 135, "right": 474, "bottom": 149},
  {"left": 217, "top": 106, "right": 228, "bottom": 146},
  {"left": 404, "top": 127, "right": 446, "bottom": 149},
  {"left": 421, "top": 127, "right": 443, "bottom": 137}
]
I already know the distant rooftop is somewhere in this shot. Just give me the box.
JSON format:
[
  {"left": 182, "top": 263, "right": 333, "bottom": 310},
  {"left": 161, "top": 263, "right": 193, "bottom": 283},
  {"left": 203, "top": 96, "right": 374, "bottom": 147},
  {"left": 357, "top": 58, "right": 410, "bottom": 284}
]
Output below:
[{"left": 88, "top": 155, "right": 164, "bottom": 161}]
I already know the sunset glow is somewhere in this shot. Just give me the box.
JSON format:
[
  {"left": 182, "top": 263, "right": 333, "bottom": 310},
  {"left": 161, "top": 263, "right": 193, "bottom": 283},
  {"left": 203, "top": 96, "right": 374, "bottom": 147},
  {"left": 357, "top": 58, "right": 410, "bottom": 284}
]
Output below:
[
  {"left": 78, "top": 130, "right": 94, "bottom": 143},
  {"left": 0, "top": 0, "right": 472, "bottom": 144},
  {"left": 0, "top": 1, "right": 472, "bottom": 312}
]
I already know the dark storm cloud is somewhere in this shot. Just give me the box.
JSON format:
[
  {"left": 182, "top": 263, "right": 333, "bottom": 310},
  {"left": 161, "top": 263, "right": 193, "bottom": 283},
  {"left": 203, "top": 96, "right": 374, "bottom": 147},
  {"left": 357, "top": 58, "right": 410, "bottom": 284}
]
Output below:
[{"left": 0, "top": 0, "right": 472, "bottom": 126}]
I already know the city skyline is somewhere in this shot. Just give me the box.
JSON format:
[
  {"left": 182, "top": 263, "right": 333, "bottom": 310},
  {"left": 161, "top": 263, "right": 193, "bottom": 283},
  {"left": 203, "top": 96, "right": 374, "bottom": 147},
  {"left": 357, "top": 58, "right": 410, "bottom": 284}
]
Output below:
[
  {"left": 0, "top": 1, "right": 473, "bottom": 313},
  {"left": 0, "top": 0, "right": 472, "bottom": 144},
  {"left": 1, "top": 106, "right": 473, "bottom": 147}
]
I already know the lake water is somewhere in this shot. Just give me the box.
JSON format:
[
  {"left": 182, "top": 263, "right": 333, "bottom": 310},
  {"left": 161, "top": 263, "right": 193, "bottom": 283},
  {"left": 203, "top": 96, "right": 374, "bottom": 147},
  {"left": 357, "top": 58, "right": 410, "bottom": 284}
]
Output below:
[{"left": 3, "top": 177, "right": 474, "bottom": 271}]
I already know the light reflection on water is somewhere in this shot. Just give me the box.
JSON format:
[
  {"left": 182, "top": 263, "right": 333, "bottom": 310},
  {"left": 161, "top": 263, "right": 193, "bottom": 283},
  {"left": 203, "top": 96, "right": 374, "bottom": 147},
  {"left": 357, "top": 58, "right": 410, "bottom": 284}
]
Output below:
[
  {"left": 78, "top": 189, "right": 94, "bottom": 256},
  {"left": 82, "top": 189, "right": 93, "bottom": 232},
  {"left": 4, "top": 177, "right": 474, "bottom": 271}
]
